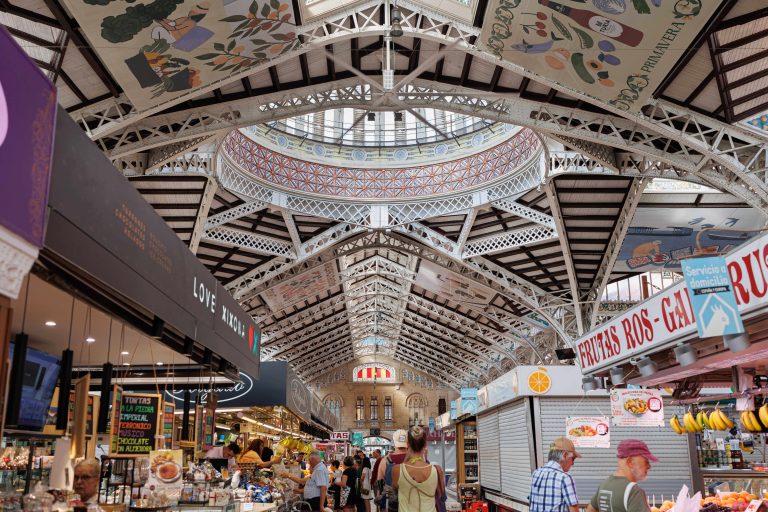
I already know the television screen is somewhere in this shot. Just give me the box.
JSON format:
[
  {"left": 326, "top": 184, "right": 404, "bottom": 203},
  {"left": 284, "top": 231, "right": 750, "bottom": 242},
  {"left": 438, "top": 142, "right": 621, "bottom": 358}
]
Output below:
[{"left": 9, "top": 343, "right": 61, "bottom": 431}]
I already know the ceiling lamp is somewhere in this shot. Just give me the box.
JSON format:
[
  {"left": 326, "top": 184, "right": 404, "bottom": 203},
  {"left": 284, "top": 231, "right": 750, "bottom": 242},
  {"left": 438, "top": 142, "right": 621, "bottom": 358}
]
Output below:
[
  {"left": 724, "top": 332, "right": 751, "bottom": 353},
  {"left": 390, "top": 7, "right": 403, "bottom": 37},
  {"left": 673, "top": 343, "right": 697, "bottom": 366},
  {"left": 581, "top": 376, "right": 598, "bottom": 392},
  {"left": 635, "top": 356, "right": 658, "bottom": 377},
  {"left": 610, "top": 367, "right": 625, "bottom": 386}
]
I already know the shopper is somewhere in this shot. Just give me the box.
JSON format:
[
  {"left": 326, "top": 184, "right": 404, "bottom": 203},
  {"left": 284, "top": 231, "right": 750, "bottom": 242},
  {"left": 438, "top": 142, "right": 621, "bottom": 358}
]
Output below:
[
  {"left": 371, "top": 449, "right": 383, "bottom": 506},
  {"left": 205, "top": 442, "right": 241, "bottom": 473},
  {"left": 357, "top": 455, "right": 373, "bottom": 512},
  {"left": 279, "top": 451, "right": 329, "bottom": 512},
  {"left": 528, "top": 437, "right": 581, "bottom": 512},
  {"left": 392, "top": 426, "right": 444, "bottom": 512},
  {"left": 261, "top": 439, "right": 274, "bottom": 462},
  {"left": 296, "top": 452, "right": 308, "bottom": 471},
  {"left": 376, "top": 431, "right": 409, "bottom": 512},
  {"left": 586, "top": 440, "right": 657, "bottom": 512},
  {"left": 330, "top": 460, "right": 343, "bottom": 510},
  {"left": 341, "top": 455, "right": 360, "bottom": 512},
  {"left": 240, "top": 438, "right": 276, "bottom": 469},
  {"left": 74, "top": 459, "right": 102, "bottom": 504}
]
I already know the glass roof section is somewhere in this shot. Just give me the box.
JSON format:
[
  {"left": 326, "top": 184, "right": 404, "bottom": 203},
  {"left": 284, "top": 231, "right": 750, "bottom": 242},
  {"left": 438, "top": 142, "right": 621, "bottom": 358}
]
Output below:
[{"left": 265, "top": 107, "right": 494, "bottom": 147}]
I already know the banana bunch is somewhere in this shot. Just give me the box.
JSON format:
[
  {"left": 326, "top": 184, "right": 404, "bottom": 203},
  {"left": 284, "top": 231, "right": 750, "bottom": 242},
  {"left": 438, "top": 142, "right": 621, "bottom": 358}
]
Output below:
[
  {"left": 670, "top": 409, "right": 737, "bottom": 434},
  {"left": 760, "top": 404, "right": 768, "bottom": 429},
  {"left": 669, "top": 414, "right": 686, "bottom": 435},
  {"left": 740, "top": 410, "right": 763, "bottom": 433},
  {"left": 709, "top": 409, "right": 734, "bottom": 431}
]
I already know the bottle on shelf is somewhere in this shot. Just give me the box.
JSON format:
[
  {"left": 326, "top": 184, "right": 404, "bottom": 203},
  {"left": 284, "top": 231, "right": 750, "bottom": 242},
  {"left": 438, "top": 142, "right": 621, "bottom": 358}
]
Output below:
[{"left": 537, "top": 0, "right": 643, "bottom": 47}]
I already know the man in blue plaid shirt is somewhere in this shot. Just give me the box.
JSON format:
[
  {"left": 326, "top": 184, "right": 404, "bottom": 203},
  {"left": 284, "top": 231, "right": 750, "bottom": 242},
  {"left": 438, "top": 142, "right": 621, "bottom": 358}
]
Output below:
[{"left": 529, "top": 437, "right": 582, "bottom": 512}]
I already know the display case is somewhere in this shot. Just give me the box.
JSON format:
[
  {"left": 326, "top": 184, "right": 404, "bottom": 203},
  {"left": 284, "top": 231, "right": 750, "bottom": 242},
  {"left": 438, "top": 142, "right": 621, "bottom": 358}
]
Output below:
[
  {"left": 0, "top": 433, "right": 56, "bottom": 494},
  {"left": 456, "top": 418, "right": 478, "bottom": 490}
]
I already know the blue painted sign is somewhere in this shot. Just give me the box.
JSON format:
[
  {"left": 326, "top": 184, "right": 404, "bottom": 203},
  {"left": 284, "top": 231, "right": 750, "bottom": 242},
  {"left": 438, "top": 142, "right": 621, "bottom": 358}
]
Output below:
[
  {"left": 682, "top": 256, "right": 744, "bottom": 338},
  {"left": 450, "top": 401, "right": 457, "bottom": 420},
  {"left": 351, "top": 432, "right": 363, "bottom": 447},
  {"left": 460, "top": 388, "right": 478, "bottom": 416}
]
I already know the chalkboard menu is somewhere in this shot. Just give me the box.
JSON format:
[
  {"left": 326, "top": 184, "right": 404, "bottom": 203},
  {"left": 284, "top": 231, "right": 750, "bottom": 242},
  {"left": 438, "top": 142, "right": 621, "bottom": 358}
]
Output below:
[
  {"left": 162, "top": 401, "right": 175, "bottom": 449},
  {"left": 113, "top": 393, "right": 160, "bottom": 456}
]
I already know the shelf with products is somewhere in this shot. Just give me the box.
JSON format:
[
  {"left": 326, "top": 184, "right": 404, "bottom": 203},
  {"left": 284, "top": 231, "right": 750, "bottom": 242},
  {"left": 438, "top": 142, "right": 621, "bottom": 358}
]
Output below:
[
  {"left": 455, "top": 418, "right": 478, "bottom": 492},
  {"left": 0, "top": 433, "right": 56, "bottom": 494}
]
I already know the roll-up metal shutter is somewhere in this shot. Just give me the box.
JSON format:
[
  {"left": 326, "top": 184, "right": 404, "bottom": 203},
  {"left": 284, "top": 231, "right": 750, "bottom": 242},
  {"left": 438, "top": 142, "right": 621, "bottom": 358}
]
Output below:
[
  {"left": 478, "top": 411, "right": 501, "bottom": 491},
  {"left": 537, "top": 398, "right": 691, "bottom": 503},
  {"left": 499, "top": 399, "right": 534, "bottom": 501}
]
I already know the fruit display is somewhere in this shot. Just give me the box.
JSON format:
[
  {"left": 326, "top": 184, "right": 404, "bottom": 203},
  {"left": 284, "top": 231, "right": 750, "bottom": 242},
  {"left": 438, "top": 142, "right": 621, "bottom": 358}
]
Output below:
[
  {"left": 669, "top": 409, "right": 740, "bottom": 434},
  {"left": 277, "top": 437, "right": 312, "bottom": 455},
  {"left": 650, "top": 492, "right": 760, "bottom": 512}
]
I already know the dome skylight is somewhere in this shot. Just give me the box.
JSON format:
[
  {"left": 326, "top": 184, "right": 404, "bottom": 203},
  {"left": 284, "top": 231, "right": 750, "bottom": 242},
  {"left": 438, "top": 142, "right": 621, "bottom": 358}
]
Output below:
[{"left": 265, "top": 107, "right": 493, "bottom": 147}]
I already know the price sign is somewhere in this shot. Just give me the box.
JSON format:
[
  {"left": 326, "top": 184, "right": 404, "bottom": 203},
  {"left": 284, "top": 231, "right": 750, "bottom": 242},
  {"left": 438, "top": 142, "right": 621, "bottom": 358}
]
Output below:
[
  {"left": 114, "top": 393, "right": 160, "bottom": 456},
  {"left": 610, "top": 389, "right": 664, "bottom": 427},
  {"left": 566, "top": 416, "right": 610, "bottom": 448}
]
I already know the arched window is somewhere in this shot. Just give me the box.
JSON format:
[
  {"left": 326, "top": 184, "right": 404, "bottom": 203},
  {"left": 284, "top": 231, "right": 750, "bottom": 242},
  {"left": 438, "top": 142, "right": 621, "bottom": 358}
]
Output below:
[
  {"left": 407, "top": 394, "right": 427, "bottom": 427},
  {"left": 323, "top": 394, "right": 343, "bottom": 424}
]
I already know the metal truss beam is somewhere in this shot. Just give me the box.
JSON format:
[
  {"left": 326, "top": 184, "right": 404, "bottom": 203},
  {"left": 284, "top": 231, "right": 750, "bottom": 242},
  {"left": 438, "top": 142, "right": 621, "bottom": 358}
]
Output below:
[
  {"left": 490, "top": 198, "right": 555, "bottom": 229},
  {"left": 396, "top": 342, "right": 474, "bottom": 384},
  {"left": 584, "top": 178, "right": 648, "bottom": 329},
  {"left": 455, "top": 208, "right": 477, "bottom": 257},
  {"left": 204, "top": 201, "right": 269, "bottom": 230},
  {"left": 145, "top": 134, "right": 221, "bottom": 172},
  {"left": 462, "top": 225, "right": 558, "bottom": 258},
  {"left": 282, "top": 211, "right": 304, "bottom": 257},
  {"left": 543, "top": 179, "right": 583, "bottom": 335},
  {"left": 265, "top": 309, "right": 349, "bottom": 354},
  {"left": 202, "top": 226, "right": 296, "bottom": 258},
  {"left": 188, "top": 177, "right": 217, "bottom": 254}
]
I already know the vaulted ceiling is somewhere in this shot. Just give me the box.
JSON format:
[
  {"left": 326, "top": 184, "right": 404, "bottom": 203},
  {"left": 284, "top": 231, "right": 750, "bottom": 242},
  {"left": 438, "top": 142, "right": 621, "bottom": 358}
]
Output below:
[{"left": 4, "top": 0, "right": 768, "bottom": 388}]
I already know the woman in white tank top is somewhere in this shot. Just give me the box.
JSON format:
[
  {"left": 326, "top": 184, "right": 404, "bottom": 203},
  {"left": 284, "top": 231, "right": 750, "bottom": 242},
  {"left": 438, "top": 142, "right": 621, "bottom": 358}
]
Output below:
[{"left": 392, "top": 426, "right": 445, "bottom": 512}]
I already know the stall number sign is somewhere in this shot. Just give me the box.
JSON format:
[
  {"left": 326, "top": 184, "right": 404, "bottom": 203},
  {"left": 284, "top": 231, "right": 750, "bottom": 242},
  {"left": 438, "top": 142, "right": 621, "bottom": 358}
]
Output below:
[
  {"left": 610, "top": 389, "right": 664, "bottom": 427},
  {"left": 114, "top": 393, "right": 160, "bottom": 455},
  {"left": 331, "top": 432, "right": 350, "bottom": 442},
  {"left": 681, "top": 256, "right": 745, "bottom": 338},
  {"left": 566, "top": 417, "right": 610, "bottom": 448}
]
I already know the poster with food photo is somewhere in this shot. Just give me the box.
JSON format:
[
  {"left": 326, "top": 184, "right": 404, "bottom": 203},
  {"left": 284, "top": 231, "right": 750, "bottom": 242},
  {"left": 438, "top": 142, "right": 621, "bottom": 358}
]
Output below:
[
  {"left": 610, "top": 389, "right": 664, "bottom": 427},
  {"left": 147, "top": 449, "right": 184, "bottom": 496},
  {"left": 566, "top": 416, "right": 610, "bottom": 448}
]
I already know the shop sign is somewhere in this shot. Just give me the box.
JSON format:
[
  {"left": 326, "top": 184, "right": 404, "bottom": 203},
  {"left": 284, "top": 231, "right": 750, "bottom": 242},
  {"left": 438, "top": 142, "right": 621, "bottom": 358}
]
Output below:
[
  {"left": 164, "top": 371, "right": 254, "bottom": 407},
  {"left": 610, "top": 389, "right": 663, "bottom": 427},
  {"left": 351, "top": 432, "right": 364, "bottom": 446},
  {"left": 460, "top": 388, "right": 478, "bottom": 416},
  {"left": 576, "top": 231, "right": 768, "bottom": 374},
  {"left": 566, "top": 416, "right": 610, "bottom": 448},
  {"left": 331, "top": 431, "right": 350, "bottom": 442},
  {"left": 682, "top": 256, "right": 744, "bottom": 338},
  {"left": 112, "top": 393, "right": 161, "bottom": 456},
  {"left": 479, "top": 0, "right": 722, "bottom": 113},
  {"left": 0, "top": 28, "right": 57, "bottom": 248}
]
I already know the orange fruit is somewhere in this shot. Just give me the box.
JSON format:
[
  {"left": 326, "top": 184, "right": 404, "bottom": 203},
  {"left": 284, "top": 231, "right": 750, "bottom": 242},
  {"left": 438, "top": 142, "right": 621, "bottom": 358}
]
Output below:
[{"left": 528, "top": 368, "right": 552, "bottom": 394}]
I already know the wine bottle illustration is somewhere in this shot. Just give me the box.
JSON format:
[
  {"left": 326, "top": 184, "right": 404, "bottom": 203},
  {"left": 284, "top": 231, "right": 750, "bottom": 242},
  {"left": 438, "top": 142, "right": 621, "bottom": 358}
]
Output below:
[{"left": 538, "top": 0, "right": 644, "bottom": 47}]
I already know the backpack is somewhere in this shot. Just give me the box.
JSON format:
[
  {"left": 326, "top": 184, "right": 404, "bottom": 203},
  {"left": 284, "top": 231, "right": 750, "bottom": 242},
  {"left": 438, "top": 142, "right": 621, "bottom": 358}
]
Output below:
[{"left": 374, "top": 456, "right": 399, "bottom": 512}]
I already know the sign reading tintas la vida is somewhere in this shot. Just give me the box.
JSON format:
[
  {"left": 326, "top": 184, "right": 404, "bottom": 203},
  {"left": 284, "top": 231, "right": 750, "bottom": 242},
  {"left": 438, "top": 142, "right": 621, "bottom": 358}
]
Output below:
[
  {"left": 681, "top": 256, "right": 745, "bottom": 338},
  {"left": 479, "top": 0, "right": 723, "bottom": 112}
]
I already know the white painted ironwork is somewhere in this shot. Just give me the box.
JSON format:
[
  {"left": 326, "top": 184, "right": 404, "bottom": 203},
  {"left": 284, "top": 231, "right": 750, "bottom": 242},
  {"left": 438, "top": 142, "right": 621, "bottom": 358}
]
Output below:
[
  {"left": 204, "top": 201, "right": 269, "bottom": 230},
  {"left": 462, "top": 225, "right": 558, "bottom": 258},
  {"left": 202, "top": 226, "right": 296, "bottom": 258},
  {"left": 189, "top": 177, "right": 218, "bottom": 254},
  {"left": 490, "top": 198, "right": 555, "bottom": 229}
]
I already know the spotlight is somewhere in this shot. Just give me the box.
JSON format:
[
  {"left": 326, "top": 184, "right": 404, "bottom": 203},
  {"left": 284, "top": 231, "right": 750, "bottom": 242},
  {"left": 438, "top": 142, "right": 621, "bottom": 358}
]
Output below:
[
  {"left": 610, "top": 367, "right": 625, "bottom": 386},
  {"left": 367, "top": 113, "right": 376, "bottom": 122},
  {"left": 635, "top": 356, "right": 658, "bottom": 378},
  {"left": 555, "top": 348, "right": 576, "bottom": 361},
  {"left": 394, "top": 112, "right": 403, "bottom": 122},
  {"left": 724, "top": 332, "right": 751, "bottom": 353},
  {"left": 390, "top": 9, "right": 403, "bottom": 39},
  {"left": 673, "top": 343, "right": 697, "bottom": 366},
  {"left": 581, "top": 376, "right": 598, "bottom": 392}
]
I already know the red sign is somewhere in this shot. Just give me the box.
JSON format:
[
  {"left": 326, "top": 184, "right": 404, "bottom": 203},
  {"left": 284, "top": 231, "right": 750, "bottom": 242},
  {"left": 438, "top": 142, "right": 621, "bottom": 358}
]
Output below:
[
  {"left": 577, "top": 232, "right": 768, "bottom": 373},
  {"left": 330, "top": 431, "right": 349, "bottom": 441}
]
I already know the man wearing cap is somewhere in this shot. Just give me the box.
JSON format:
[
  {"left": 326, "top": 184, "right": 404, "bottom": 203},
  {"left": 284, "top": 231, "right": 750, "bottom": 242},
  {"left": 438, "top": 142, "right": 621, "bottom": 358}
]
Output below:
[
  {"left": 586, "top": 440, "right": 657, "bottom": 512},
  {"left": 529, "top": 437, "right": 581, "bottom": 512}
]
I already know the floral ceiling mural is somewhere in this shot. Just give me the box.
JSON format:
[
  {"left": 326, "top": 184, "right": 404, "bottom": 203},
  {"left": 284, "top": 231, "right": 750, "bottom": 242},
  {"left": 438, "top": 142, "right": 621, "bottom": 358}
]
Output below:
[{"left": 64, "top": 0, "right": 299, "bottom": 110}]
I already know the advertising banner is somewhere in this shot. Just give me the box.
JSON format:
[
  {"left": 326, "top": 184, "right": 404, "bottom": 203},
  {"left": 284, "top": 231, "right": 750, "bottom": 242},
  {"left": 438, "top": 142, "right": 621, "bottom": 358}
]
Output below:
[
  {"left": 610, "top": 389, "right": 663, "bottom": 427},
  {"left": 576, "top": 231, "right": 768, "bottom": 374},
  {"left": 479, "top": 0, "right": 722, "bottom": 112},
  {"left": 682, "top": 256, "right": 744, "bottom": 338},
  {"left": 147, "top": 450, "right": 184, "bottom": 497},
  {"left": 0, "top": 27, "right": 57, "bottom": 248},
  {"left": 460, "top": 388, "right": 478, "bottom": 416},
  {"left": 566, "top": 416, "right": 610, "bottom": 448}
]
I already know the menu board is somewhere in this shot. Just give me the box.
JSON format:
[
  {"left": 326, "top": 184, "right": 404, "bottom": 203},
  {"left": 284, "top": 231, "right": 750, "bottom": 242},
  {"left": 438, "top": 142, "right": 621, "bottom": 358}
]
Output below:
[
  {"left": 163, "top": 401, "right": 175, "bottom": 449},
  {"left": 194, "top": 404, "right": 205, "bottom": 454},
  {"left": 203, "top": 394, "right": 217, "bottom": 450},
  {"left": 114, "top": 393, "right": 161, "bottom": 455},
  {"left": 566, "top": 416, "right": 610, "bottom": 448},
  {"left": 610, "top": 389, "right": 664, "bottom": 427},
  {"left": 110, "top": 385, "right": 123, "bottom": 454}
]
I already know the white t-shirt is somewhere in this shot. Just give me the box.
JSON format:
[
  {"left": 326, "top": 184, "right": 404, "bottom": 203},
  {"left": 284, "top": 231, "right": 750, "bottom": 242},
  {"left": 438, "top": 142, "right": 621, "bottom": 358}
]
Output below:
[{"left": 205, "top": 446, "right": 237, "bottom": 472}]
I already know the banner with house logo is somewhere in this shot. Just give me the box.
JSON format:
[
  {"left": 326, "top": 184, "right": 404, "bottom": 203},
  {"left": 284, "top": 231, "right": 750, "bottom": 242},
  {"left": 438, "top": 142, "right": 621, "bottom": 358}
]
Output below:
[{"left": 682, "top": 256, "right": 745, "bottom": 338}]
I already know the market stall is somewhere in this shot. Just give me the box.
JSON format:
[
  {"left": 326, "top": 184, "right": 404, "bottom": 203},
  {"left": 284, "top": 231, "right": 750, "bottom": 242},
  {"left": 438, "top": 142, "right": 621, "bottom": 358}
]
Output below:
[{"left": 475, "top": 366, "right": 693, "bottom": 512}]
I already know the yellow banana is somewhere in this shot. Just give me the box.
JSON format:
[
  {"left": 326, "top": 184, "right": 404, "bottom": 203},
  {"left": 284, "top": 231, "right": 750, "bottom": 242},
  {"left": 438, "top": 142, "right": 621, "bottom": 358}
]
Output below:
[
  {"left": 697, "top": 411, "right": 710, "bottom": 430},
  {"left": 741, "top": 411, "right": 753, "bottom": 432},
  {"left": 670, "top": 415, "right": 685, "bottom": 435},
  {"left": 748, "top": 411, "right": 762, "bottom": 432},
  {"left": 718, "top": 409, "right": 734, "bottom": 429},
  {"left": 759, "top": 404, "right": 768, "bottom": 429},
  {"left": 684, "top": 412, "right": 699, "bottom": 433},
  {"left": 710, "top": 410, "right": 725, "bottom": 431}
]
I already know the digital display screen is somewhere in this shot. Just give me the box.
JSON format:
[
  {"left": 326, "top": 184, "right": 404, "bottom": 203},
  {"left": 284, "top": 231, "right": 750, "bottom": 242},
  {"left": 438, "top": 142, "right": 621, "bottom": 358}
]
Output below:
[{"left": 9, "top": 343, "right": 61, "bottom": 430}]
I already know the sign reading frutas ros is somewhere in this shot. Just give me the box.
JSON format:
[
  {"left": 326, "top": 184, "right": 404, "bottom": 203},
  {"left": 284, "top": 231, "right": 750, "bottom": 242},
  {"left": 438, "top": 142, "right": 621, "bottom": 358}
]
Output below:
[
  {"left": 610, "top": 389, "right": 663, "bottom": 427},
  {"left": 681, "top": 256, "right": 745, "bottom": 338},
  {"left": 566, "top": 416, "right": 610, "bottom": 448},
  {"left": 330, "top": 431, "right": 350, "bottom": 442}
]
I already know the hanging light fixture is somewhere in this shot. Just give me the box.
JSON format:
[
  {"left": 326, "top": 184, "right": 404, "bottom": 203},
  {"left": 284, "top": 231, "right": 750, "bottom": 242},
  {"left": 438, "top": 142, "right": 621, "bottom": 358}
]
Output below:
[
  {"left": 581, "top": 376, "right": 598, "bottom": 392},
  {"left": 635, "top": 356, "right": 658, "bottom": 377},
  {"left": 390, "top": 4, "right": 403, "bottom": 38},
  {"left": 610, "top": 367, "right": 625, "bottom": 386},
  {"left": 724, "top": 332, "right": 751, "bottom": 353},
  {"left": 674, "top": 343, "right": 698, "bottom": 366}
]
